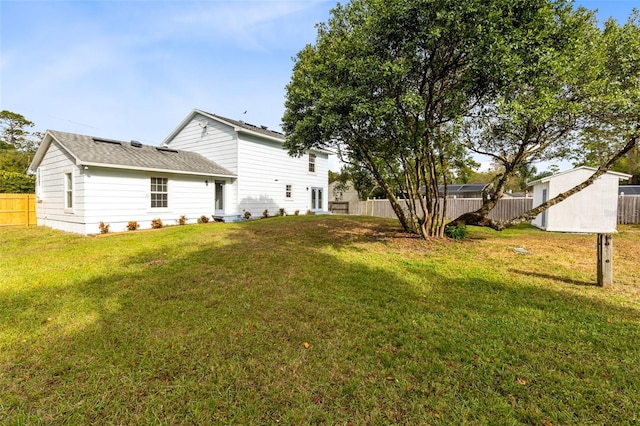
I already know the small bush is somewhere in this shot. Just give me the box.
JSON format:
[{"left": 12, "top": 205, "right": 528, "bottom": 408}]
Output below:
[
  {"left": 444, "top": 223, "right": 468, "bottom": 240},
  {"left": 197, "top": 215, "right": 209, "bottom": 224},
  {"left": 127, "top": 221, "right": 139, "bottom": 231},
  {"left": 306, "top": 209, "right": 314, "bottom": 215},
  {"left": 151, "top": 218, "right": 163, "bottom": 229},
  {"left": 177, "top": 215, "right": 187, "bottom": 225},
  {"left": 262, "top": 209, "right": 269, "bottom": 219},
  {"left": 294, "top": 210, "right": 300, "bottom": 216},
  {"left": 279, "top": 208, "right": 286, "bottom": 216},
  {"left": 98, "top": 222, "right": 110, "bottom": 234},
  {"left": 243, "top": 211, "right": 252, "bottom": 220}
]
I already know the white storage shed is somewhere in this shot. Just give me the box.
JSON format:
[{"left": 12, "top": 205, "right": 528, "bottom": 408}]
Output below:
[{"left": 529, "top": 166, "right": 630, "bottom": 233}]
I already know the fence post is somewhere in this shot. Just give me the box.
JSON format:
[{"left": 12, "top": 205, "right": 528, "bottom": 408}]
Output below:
[{"left": 597, "top": 234, "right": 613, "bottom": 287}]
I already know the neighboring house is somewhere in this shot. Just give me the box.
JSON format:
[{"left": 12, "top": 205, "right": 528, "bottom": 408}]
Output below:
[
  {"left": 162, "top": 109, "right": 329, "bottom": 218},
  {"left": 28, "top": 110, "right": 329, "bottom": 234},
  {"left": 619, "top": 185, "right": 640, "bottom": 196},
  {"left": 329, "top": 180, "right": 360, "bottom": 203},
  {"left": 529, "top": 166, "right": 631, "bottom": 233},
  {"left": 28, "top": 130, "right": 235, "bottom": 234},
  {"left": 438, "top": 184, "right": 489, "bottom": 199}
]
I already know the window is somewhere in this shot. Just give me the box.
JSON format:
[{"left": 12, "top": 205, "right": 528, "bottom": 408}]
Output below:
[
  {"left": 36, "top": 168, "right": 42, "bottom": 198},
  {"left": 64, "top": 172, "right": 73, "bottom": 209},
  {"left": 308, "top": 153, "right": 316, "bottom": 173},
  {"left": 285, "top": 184, "right": 292, "bottom": 199},
  {"left": 150, "top": 177, "right": 168, "bottom": 208}
]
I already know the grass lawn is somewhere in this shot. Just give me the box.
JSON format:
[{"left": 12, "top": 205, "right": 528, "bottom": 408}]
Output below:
[{"left": 1, "top": 216, "right": 639, "bottom": 425}]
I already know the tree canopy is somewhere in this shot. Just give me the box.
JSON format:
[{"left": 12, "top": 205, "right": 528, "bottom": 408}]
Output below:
[
  {"left": 283, "top": 1, "right": 639, "bottom": 237},
  {"left": 0, "top": 110, "right": 40, "bottom": 193}
]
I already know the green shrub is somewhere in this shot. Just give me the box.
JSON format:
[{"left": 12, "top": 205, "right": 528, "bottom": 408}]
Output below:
[
  {"left": 0, "top": 171, "right": 35, "bottom": 193},
  {"left": 294, "top": 210, "right": 300, "bottom": 216},
  {"left": 279, "top": 208, "right": 286, "bottom": 216},
  {"left": 262, "top": 209, "right": 269, "bottom": 219},
  {"left": 445, "top": 223, "right": 468, "bottom": 240},
  {"left": 98, "top": 222, "right": 110, "bottom": 234}
]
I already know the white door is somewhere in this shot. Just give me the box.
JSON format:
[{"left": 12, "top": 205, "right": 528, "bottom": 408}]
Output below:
[
  {"left": 311, "top": 187, "right": 323, "bottom": 211},
  {"left": 215, "top": 181, "right": 225, "bottom": 214}
]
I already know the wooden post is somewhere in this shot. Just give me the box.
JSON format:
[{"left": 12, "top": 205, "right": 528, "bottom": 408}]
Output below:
[{"left": 597, "top": 234, "right": 613, "bottom": 287}]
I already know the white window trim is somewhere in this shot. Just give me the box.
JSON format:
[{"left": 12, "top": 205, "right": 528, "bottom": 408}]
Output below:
[
  {"left": 150, "top": 176, "right": 169, "bottom": 209},
  {"left": 64, "top": 171, "right": 74, "bottom": 213},
  {"left": 308, "top": 152, "right": 316, "bottom": 174}
]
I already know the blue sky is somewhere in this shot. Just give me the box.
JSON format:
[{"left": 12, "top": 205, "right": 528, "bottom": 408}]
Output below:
[{"left": 0, "top": 0, "right": 637, "bottom": 170}]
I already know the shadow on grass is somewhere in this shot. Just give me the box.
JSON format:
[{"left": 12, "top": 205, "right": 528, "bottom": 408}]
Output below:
[
  {"left": 509, "top": 269, "right": 597, "bottom": 287},
  {"left": 2, "top": 216, "right": 640, "bottom": 425}
]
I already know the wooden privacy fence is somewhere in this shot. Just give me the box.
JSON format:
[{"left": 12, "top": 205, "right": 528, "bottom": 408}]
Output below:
[
  {"left": 619, "top": 196, "right": 640, "bottom": 224},
  {"left": 342, "top": 196, "right": 640, "bottom": 224},
  {"left": 0, "top": 194, "right": 36, "bottom": 227}
]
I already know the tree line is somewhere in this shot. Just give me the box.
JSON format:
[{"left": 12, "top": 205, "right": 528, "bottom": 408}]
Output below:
[
  {"left": 0, "top": 110, "right": 40, "bottom": 193},
  {"left": 283, "top": 0, "right": 640, "bottom": 238}
]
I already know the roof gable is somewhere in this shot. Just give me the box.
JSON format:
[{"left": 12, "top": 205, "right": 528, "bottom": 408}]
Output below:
[
  {"left": 528, "top": 166, "right": 631, "bottom": 186},
  {"left": 30, "top": 130, "right": 236, "bottom": 177},
  {"left": 162, "top": 109, "right": 333, "bottom": 155}
]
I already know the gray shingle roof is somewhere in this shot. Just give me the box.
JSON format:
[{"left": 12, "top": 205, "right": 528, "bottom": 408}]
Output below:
[
  {"left": 205, "top": 112, "right": 286, "bottom": 140},
  {"left": 49, "top": 130, "right": 235, "bottom": 177}
]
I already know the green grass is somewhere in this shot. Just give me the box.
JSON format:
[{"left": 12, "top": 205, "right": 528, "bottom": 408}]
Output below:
[{"left": 1, "top": 216, "right": 639, "bottom": 425}]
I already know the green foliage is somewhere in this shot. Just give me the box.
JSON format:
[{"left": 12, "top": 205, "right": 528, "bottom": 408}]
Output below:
[
  {"left": 0, "top": 170, "right": 35, "bottom": 193},
  {"left": 98, "top": 222, "right": 110, "bottom": 234},
  {"left": 127, "top": 221, "right": 139, "bottom": 231},
  {"left": 0, "top": 110, "right": 40, "bottom": 152},
  {"left": 444, "top": 223, "right": 468, "bottom": 240},
  {"left": 282, "top": 0, "right": 589, "bottom": 237}
]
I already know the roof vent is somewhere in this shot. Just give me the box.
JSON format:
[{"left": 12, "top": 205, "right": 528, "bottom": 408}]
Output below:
[
  {"left": 260, "top": 125, "right": 268, "bottom": 130},
  {"left": 156, "top": 146, "right": 178, "bottom": 153},
  {"left": 130, "top": 140, "right": 142, "bottom": 148},
  {"left": 92, "top": 137, "right": 122, "bottom": 145}
]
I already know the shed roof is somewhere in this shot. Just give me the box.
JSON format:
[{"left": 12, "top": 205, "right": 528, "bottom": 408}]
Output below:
[
  {"left": 527, "top": 166, "right": 631, "bottom": 186},
  {"left": 29, "top": 130, "right": 236, "bottom": 177}
]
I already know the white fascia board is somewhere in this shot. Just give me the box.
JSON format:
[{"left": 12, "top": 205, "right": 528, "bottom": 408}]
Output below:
[{"left": 79, "top": 162, "right": 237, "bottom": 178}]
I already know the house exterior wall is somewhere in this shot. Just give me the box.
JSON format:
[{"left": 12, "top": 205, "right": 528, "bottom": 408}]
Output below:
[
  {"left": 36, "top": 142, "right": 224, "bottom": 234},
  {"left": 532, "top": 169, "right": 622, "bottom": 233},
  {"left": 165, "top": 115, "right": 329, "bottom": 216},
  {"left": 35, "top": 141, "right": 88, "bottom": 234},
  {"left": 166, "top": 115, "right": 239, "bottom": 173},
  {"left": 80, "top": 167, "right": 222, "bottom": 233},
  {"left": 235, "top": 134, "right": 328, "bottom": 216}
]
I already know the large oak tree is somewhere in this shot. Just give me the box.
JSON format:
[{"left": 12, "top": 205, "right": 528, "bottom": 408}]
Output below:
[{"left": 283, "top": 0, "right": 599, "bottom": 238}]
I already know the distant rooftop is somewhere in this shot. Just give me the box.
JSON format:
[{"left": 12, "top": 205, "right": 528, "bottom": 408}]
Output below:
[{"left": 619, "top": 185, "right": 640, "bottom": 195}]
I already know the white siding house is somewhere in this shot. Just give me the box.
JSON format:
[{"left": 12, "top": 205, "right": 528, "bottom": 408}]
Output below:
[
  {"left": 529, "top": 167, "right": 631, "bottom": 233},
  {"left": 28, "top": 110, "right": 330, "bottom": 235},
  {"left": 29, "top": 130, "right": 236, "bottom": 234},
  {"left": 162, "top": 110, "right": 329, "bottom": 217}
]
